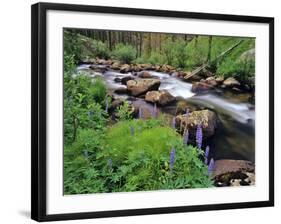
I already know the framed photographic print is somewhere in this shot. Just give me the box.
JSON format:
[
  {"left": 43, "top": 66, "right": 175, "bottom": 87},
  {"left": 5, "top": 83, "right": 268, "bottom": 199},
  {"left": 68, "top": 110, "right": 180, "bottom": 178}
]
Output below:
[{"left": 31, "top": 2, "right": 274, "bottom": 222}]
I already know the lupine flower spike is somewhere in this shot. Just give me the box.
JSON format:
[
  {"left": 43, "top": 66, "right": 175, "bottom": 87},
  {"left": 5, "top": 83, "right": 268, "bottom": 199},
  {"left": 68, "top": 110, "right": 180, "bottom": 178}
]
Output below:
[
  {"left": 196, "top": 123, "right": 203, "bottom": 149},
  {"left": 208, "top": 158, "right": 215, "bottom": 176},
  {"left": 169, "top": 147, "right": 176, "bottom": 172},
  {"left": 171, "top": 117, "right": 176, "bottom": 129},
  {"left": 108, "top": 158, "right": 113, "bottom": 170},
  {"left": 204, "top": 146, "right": 210, "bottom": 164},
  {"left": 152, "top": 103, "right": 157, "bottom": 118},
  {"left": 88, "top": 111, "right": 93, "bottom": 119},
  {"left": 130, "top": 126, "right": 135, "bottom": 135},
  {"left": 138, "top": 107, "right": 142, "bottom": 119},
  {"left": 105, "top": 97, "right": 109, "bottom": 113},
  {"left": 185, "top": 108, "right": 189, "bottom": 117},
  {"left": 83, "top": 149, "right": 89, "bottom": 158},
  {"left": 183, "top": 130, "right": 189, "bottom": 145}
]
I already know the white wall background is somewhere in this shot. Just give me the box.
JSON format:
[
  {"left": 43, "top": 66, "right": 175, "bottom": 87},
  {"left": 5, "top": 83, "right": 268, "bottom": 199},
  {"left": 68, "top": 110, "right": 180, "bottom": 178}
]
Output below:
[{"left": 0, "top": 0, "right": 279, "bottom": 223}]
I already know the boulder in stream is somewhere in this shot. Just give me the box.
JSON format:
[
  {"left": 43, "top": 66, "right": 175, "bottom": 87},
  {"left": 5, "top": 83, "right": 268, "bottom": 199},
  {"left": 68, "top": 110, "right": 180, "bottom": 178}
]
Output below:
[
  {"left": 223, "top": 77, "right": 241, "bottom": 88},
  {"left": 175, "top": 109, "right": 217, "bottom": 138},
  {"left": 138, "top": 71, "right": 153, "bottom": 78},
  {"left": 120, "top": 64, "right": 131, "bottom": 73},
  {"left": 127, "top": 79, "right": 161, "bottom": 97},
  {"left": 121, "top": 76, "right": 135, "bottom": 85},
  {"left": 212, "top": 159, "right": 255, "bottom": 187},
  {"left": 145, "top": 90, "right": 175, "bottom": 106},
  {"left": 191, "top": 82, "right": 214, "bottom": 93}
]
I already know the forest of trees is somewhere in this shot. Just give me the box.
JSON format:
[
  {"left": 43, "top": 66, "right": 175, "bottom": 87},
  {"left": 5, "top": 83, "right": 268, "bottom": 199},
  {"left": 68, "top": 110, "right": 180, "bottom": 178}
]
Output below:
[{"left": 64, "top": 29, "right": 255, "bottom": 82}]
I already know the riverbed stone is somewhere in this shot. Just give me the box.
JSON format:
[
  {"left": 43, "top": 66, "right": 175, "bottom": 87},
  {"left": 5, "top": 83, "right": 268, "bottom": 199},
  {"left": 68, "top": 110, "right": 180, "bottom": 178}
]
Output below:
[
  {"left": 114, "top": 87, "right": 128, "bottom": 94},
  {"left": 145, "top": 90, "right": 175, "bottom": 106},
  {"left": 120, "top": 64, "right": 131, "bottom": 73},
  {"left": 191, "top": 82, "right": 214, "bottom": 93},
  {"left": 138, "top": 71, "right": 152, "bottom": 78},
  {"left": 175, "top": 109, "right": 217, "bottom": 138},
  {"left": 205, "top": 77, "right": 218, "bottom": 86},
  {"left": 212, "top": 159, "right": 255, "bottom": 187},
  {"left": 121, "top": 76, "right": 135, "bottom": 85},
  {"left": 111, "top": 61, "right": 121, "bottom": 70},
  {"left": 223, "top": 77, "right": 240, "bottom": 88},
  {"left": 127, "top": 79, "right": 161, "bottom": 97}
]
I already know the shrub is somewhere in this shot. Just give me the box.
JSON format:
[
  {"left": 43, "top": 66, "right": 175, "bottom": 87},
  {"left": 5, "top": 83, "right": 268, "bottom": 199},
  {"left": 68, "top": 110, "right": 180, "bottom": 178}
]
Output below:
[
  {"left": 147, "top": 51, "right": 166, "bottom": 65},
  {"left": 115, "top": 101, "right": 133, "bottom": 121},
  {"left": 91, "top": 40, "right": 110, "bottom": 59},
  {"left": 113, "top": 43, "right": 137, "bottom": 64},
  {"left": 64, "top": 74, "right": 108, "bottom": 144}
]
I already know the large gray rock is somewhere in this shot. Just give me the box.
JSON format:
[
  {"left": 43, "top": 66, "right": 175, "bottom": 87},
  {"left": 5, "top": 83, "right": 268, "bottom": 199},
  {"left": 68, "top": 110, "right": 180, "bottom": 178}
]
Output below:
[
  {"left": 145, "top": 90, "right": 175, "bottom": 106},
  {"left": 127, "top": 79, "right": 161, "bottom": 96},
  {"left": 175, "top": 109, "right": 217, "bottom": 138}
]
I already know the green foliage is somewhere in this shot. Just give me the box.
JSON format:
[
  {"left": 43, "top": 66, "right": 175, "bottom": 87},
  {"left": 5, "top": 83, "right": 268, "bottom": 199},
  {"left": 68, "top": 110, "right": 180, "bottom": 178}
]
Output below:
[
  {"left": 115, "top": 101, "right": 133, "bottom": 121},
  {"left": 64, "top": 119, "right": 213, "bottom": 194},
  {"left": 147, "top": 51, "right": 166, "bottom": 65},
  {"left": 64, "top": 30, "right": 83, "bottom": 63},
  {"left": 113, "top": 43, "right": 137, "bottom": 64},
  {"left": 91, "top": 40, "right": 110, "bottom": 59},
  {"left": 64, "top": 73, "right": 108, "bottom": 144}
]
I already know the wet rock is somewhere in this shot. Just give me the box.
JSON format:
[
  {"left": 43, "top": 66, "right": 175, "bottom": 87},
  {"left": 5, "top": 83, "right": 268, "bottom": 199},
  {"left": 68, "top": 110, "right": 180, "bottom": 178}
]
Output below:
[
  {"left": 114, "top": 77, "right": 122, "bottom": 82},
  {"left": 111, "top": 61, "right": 121, "bottom": 70},
  {"left": 114, "top": 87, "right": 128, "bottom": 94},
  {"left": 121, "top": 76, "right": 135, "bottom": 85},
  {"left": 110, "top": 99, "right": 124, "bottom": 111},
  {"left": 205, "top": 77, "right": 218, "bottom": 87},
  {"left": 132, "top": 106, "right": 153, "bottom": 120},
  {"left": 175, "top": 109, "right": 217, "bottom": 138},
  {"left": 223, "top": 77, "right": 240, "bottom": 88},
  {"left": 191, "top": 82, "right": 214, "bottom": 93},
  {"left": 161, "top": 64, "right": 174, "bottom": 73},
  {"left": 215, "top": 76, "right": 224, "bottom": 84},
  {"left": 145, "top": 90, "right": 175, "bottom": 106},
  {"left": 213, "top": 159, "right": 255, "bottom": 177},
  {"left": 127, "top": 79, "right": 161, "bottom": 97},
  {"left": 120, "top": 64, "right": 131, "bottom": 73},
  {"left": 138, "top": 71, "right": 152, "bottom": 78}
]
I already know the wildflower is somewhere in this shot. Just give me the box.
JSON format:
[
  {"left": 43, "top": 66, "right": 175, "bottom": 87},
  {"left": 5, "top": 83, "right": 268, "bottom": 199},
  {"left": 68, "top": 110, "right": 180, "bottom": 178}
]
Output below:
[
  {"left": 171, "top": 117, "right": 176, "bottom": 129},
  {"left": 130, "top": 126, "right": 135, "bottom": 135},
  {"left": 88, "top": 111, "right": 93, "bottom": 118},
  {"left": 83, "top": 149, "right": 88, "bottom": 158},
  {"left": 204, "top": 146, "right": 210, "bottom": 164},
  {"left": 152, "top": 103, "right": 157, "bottom": 118},
  {"left": 138, "top": 107, "right": 142, "bottom": 119},
  {"left": 105, "top": 97, "right": 109, "bottom": 113},
  {"left": 185, "top": 108, "right": 189, "bottom": 117},
  {"left": 183, "top": 130, "right": 189, "bottom": 145},
  {"left": 108, "top": 158, "right": 112, "bottom": 170},
  {"left": 208, "top": 158, "right": 215, "bottom": 175},
  {"left": 196, "top": 123, "right": 203, "bottom": 149},
  {"left": 169, "top": 147, "right": 176, "bottom": 172}
]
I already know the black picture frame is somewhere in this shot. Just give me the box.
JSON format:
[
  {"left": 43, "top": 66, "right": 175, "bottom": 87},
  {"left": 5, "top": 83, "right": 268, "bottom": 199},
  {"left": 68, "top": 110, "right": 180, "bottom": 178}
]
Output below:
[{"left": 31, "top": 2, "right": 274, "bottom": 222}]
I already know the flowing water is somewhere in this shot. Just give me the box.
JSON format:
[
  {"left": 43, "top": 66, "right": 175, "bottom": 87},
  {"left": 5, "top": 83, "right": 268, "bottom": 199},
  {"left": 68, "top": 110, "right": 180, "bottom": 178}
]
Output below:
[{"left": 77, "top": 64, "right": 255, "bottom": 162}]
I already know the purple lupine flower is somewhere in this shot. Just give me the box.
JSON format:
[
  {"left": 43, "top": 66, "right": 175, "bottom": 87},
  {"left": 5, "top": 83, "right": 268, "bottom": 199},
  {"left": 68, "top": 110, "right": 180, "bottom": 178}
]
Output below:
[
  {"left": 204, "top": 146, "right": 210, "bottom": 165},
  {"left": 169, "top": 147, "right": 176, "bottom": 172},
  {"left": 171, "top": 117, "right": 176, "bottom": 129},
  {"left": 152, "top": 103, "right": 157, "bottom": 118},
  {"left": 130, "top": 126, "right": 135, "bottom": 135},
  {"left": 107, "top": 158, "right": 112, "bottom": 169},
  {"left": 83, "top": 149, "right": 88, "bottom": 158},
  {"left": 105, "top": 97, "right": 109, "bottom": 113},
  {"left": 183, "top": 130, "right": 189, "bottom": 145},
  {"left": 88, "top": 111, "right": 93, "bottom": 118},
  {"left": 185, "top": 108, "right": 189, "bottom": 117},
  {"left": 196, "top": 123, "right": 203, "bottom": 149},
  {"left": 208, "top": 158, "right": 215, "bottom": 175},
  {"left": 138, "top": 107, "right": 142, "bottom": 119}
]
